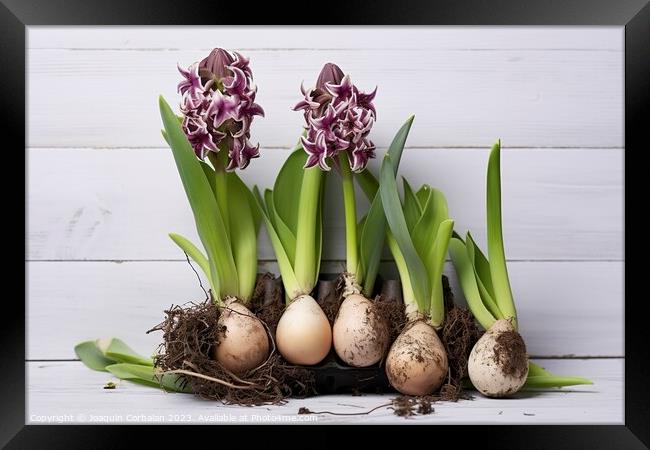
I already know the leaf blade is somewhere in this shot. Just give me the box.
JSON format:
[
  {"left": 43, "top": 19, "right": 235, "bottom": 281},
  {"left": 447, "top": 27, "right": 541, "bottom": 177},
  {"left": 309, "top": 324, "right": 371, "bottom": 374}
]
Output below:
[
  {"left": 159, "top": 96, "right": 238, "bottom": 298},
  {"left": 380, "top": 154, "right": 430, "bottom": 312}
]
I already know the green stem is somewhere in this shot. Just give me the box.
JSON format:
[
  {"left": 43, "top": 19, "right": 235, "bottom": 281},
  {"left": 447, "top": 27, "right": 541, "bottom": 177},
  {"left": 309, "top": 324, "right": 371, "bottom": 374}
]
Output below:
[
  {"left": 208, "top": 150, "right": 231, "bottom": 239},
  {"left": 294, "top": 166, "right": 323, "bottom": 293},
  {"left": 339, "top": 153, "right": 359, "bottom": 281}
]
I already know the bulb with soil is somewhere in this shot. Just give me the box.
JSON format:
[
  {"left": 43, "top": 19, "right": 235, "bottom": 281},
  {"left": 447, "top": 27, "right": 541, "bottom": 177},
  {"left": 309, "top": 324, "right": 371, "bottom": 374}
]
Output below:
[
  {"left": 275, "top": 294, "right": 332, "bottom": 365},
  {"left": 385, "top": 311, "right": 449, "bottom": 396},
  {"left": 214, "top": 298, "right": 270, "bottom": 375},
  {"left": 332, "top": 292, "right": 390, "bottom": 367},
  {"left": 468, "top": 318, "right": 529, "bottom": 397}
]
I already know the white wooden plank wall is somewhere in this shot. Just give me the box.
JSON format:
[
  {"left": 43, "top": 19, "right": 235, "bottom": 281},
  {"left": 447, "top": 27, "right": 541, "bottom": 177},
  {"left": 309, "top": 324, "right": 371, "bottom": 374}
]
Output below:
[
  {"left": 26, "top": 28, "right": 623, "bottom": 360},
  {"left": 25, "top": 26, "right": 624, "bottom": 425}
]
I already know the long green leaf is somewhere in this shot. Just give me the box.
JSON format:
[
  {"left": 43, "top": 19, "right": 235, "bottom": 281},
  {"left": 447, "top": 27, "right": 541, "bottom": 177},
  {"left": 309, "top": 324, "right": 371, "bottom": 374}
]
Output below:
[
  {"left": 412, "top": 186, "right": 449, "bottom": 264},
  {"left": 169, "top": 233, "right": 216, "bottom": 294},
  {"left": 427, "top": 219, "right": 454, "bottom": 327},
  {"left": 105, "top": 363, "right": 192, "bottom": 393},
  {"left": 227, "top": 172, "right": 258, "bottom": 301},
  {"left": 415, "top": 185, "right": 430, "bottom": 207},
  {"left": 380, "top": 154, "right": 429, "bottom": 312},
  {"left": 486, "top": 140, "right": 517, "bottom": 325},
  {"left": 199, "top": 160, "right": 217, "bottom": 198},
  {"left": 159, "top": 96, "right": 237, "bottom": 298},
  {"left": 293, "top": 166, "right": 323, "bottom": 292},
  {"left": 356, "top": 166, "right": 379, "bottom": 200},
  {"left": 252, "top": 188, "right": 302, "bottom": 299},
  {"left": 528, "top": 361, "right": 553, "bottom": 377},
  {"left": 466, "top": 231, "right": 495, "bottom": 298},
  {"left": 386, "top": 230, "right": 417, "bottom": 307},
  {"left": 465, "top": 234, "right": 502, "bottom": 320},
  {"left": 273, "top": 148, "right": 307, "bottom": 235},
  {"left": 74, "top": 341, "right": 117, "bottom": 371},
  {"left": 402, "top": 177, "right": 422, "bottom": 231},
  {"left": 359, "top": 116, "right": 415, "bottom": 295},
  {"left": 266, "top": 190, "right": 297, "bottom": 266},
  {"left": 449, "top": 237, "right": 496, "bottom": 330},
  {"left": 314, "top": 172, "right": 325, "bottom": 281},
  {"left": 103, "top": 338, "right": 153, "bottom": 366},
  {"left": 523, "top": 376, "right": 593, "bottom": 389}
]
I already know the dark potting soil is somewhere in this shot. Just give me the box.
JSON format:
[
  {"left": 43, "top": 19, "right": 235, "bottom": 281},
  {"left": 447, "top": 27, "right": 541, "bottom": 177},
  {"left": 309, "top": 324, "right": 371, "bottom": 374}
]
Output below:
[
  {"left": 317, "top": 278, "right": 343, "bottom": 325},
  {"left": 437, "top": 275, "right": 483, "bottom": 402},
  {"left": 149, "top": 274, "right": 315, "bottom": 405},
  {"left": 149, "top": 270, "right": 482, "bottom": 407},
  {"left": 493, "top": 330, "right": 528, "bottom": 379}
]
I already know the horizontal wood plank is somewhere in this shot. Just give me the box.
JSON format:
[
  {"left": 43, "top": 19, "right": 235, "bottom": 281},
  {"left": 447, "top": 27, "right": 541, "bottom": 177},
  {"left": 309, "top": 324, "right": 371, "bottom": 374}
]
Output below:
[
  {"left": 27, "top": 147, "right": 623, "bottom": 261},
  {"left": 28, "top": 27, "right": 623, "bottom": 50},
  {"left": 27, "top": 45, "right": 622, "bottom": 148},
  {"left": 26, "top": 260, "right": 623, "bottom": 359},
  {"left": 26, "top": 358, "right": 623, "bottom": 424}
]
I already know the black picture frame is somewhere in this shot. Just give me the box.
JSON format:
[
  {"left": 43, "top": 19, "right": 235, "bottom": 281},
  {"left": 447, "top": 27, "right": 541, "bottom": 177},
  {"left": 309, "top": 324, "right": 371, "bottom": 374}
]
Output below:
[{"left": 6, "top": 0, "right": 646, "bottom": 447}]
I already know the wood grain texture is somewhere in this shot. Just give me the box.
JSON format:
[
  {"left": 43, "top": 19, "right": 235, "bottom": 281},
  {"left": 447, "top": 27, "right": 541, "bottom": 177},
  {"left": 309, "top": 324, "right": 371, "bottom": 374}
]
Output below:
[
  {"left": 26, "top": 260, "right": 623, "bottom": 359},
  {"left": 26, "top": 147, "right": 623, "bottom": 261},
  {"left": 26, "top": 359, "right": 623, "bottom": 424},
  {"left": 27, "top": 28, "right": 623, "bottom": 148}
]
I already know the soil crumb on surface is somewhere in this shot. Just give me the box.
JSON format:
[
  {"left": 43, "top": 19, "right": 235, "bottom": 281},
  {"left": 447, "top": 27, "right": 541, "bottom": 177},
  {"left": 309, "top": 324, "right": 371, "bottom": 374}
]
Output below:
[
  {"left": 391, "top": 396, "right": 435, "bottom": 417},
  {"left": 493, "top": 330, "right": 528, "bottom": 378},
  {"left": 150, "top": 274, "right": 315, "bottom": 405}
]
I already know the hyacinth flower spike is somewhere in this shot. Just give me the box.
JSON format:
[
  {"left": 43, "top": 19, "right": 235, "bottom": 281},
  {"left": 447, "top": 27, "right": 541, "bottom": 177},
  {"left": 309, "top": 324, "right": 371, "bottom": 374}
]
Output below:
[
  {"left": 293, "top": 63, "right": 413, "bottom": 367},
  {"left": 160, "top": 48, "right": 269, "bottom": 375}
]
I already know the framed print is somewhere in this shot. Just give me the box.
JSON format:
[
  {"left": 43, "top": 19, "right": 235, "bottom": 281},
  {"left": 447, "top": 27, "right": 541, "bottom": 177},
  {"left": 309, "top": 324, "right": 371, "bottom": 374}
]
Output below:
[{"left": 5, "top": 0, "right": 647, "bottom": 447}]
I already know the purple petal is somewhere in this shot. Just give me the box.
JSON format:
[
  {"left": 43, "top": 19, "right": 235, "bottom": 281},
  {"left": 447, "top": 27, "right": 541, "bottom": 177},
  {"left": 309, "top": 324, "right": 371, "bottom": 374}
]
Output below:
[{"left": 206, "top": 90, "right": 240, "bottom": 128}]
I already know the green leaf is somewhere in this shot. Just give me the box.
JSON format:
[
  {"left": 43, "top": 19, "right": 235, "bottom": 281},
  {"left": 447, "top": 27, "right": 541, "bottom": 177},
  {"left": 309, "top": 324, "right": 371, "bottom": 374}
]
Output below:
[
  {"left": 102, "top": 338, "right": 153, "bottom": 366},
  {"left": 293, "top": 166, "right": 323, "bottom": 293},
  {"left": 449, "top": 237, "right": 496, "bottom": 330},
  {"left": 415, "top": 185, "right": 430, "bottom": 207},
  {"left": 523, "top": 375, "right": 593, "bottom": 389},
  {"left": 528, "top": 361, "right": 553, "bottom": 377},
  {"left": 465, "top": 233, "right": 502, "bottom": 320},
  {"left": 199, "top": 160, "right": 217, "bottom": 198},
  {"left": 359, "top": 116, "right": 415, "bottom": 295},
  {"left": 380, "top": 154, "right": 430, "bottom": 312},
  {"left": 386, "top": 229, "right": 417, "bottom": 306},
  {"left": 159, "top": 96, "right": 238, "bottom": 298},
  {"left": 266, "top": 190, "right": 297, "bottom": 266},
  {"left": 273, "top": 148, "right": 307, "bottom": 236},
  {"left": 402, "top": 177, "right": 422, "bottom": 231},
  {"left": 252, "top": 186, "right": 302, "bottom": 299},
  {"left": 427, "top": 219, "right": 455, "bottom": 327},
  {"left": 466, "top": 231, "right": 495, "bottom": 298},
  {"left": 227, "top": 172, "right": 258, "bottom": 301},
  {"left": 314, "top": 173, "right": 325, "bottom": 282},
  {"left": 486, "top": 140, "right": 517, "bottom": 325},
  {"left": 169, "top": 233, "right": 216, "bottom": 295},
  {"left": 412, "top": 186, "right": 449, "bottom": 264},
  {"left": 105, "top": 363, "right": 192, "bottom": 393},
  {"left": 356, "top": 167, "right": 379, "bottom": 200},
  {"left": 74, "top": 341, "right": 117, "bottom": 371}
]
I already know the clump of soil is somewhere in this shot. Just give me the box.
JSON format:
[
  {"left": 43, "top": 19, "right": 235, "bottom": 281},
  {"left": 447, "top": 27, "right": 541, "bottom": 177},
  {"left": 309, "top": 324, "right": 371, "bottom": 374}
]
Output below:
[
  {"left": 391, "top": 395, "right": 435, "bottom": 417},
  {"left": 493, "top": 330, "right": 528, "bottom": 378},
  {"left": 149, "top": 274, "right": 315, "bottom": 405}
]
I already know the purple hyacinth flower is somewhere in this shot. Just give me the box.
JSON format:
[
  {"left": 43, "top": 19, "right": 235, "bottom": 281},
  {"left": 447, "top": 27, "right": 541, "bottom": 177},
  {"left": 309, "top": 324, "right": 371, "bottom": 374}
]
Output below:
[
  {"left": 293, "top": 63, "right": 377, "bottom": 172},
  {"left": 176, "top": 48, "right": 264, "bottom": 170}
]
